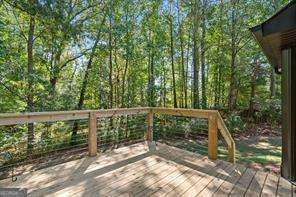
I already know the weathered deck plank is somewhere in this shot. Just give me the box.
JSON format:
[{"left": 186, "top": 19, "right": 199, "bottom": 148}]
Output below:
[
  {"left": 213, "top": 164, "right": 246, "bottom": 197},
  {"left": 230, "top": 167, "right": 257, "bottom": 196},
  {"left": 151, "top": 159, "right": 221, "bottom": 197},
  {"left": 0, "top": 142, "right": 291, "bottom": 197},
  {"left": 180, "top": 161, "right": 230, "bottom": 197},
  {"left": 245, "top": 170, "right": 268, "bottom": 197},
  {"left": 198, "top": 163, "right": 237, "bottom": 196},
  {"left": 277, "top": 177, "right": 293, "bottom": 197}
]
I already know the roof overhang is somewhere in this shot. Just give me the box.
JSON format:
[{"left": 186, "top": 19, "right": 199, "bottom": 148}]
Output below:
[{"left": 250, "top": 1, "right": 296, "bottom": 73}]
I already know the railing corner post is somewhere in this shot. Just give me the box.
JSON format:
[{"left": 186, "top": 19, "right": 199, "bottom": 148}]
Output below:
[
  {"left": 146, "top": 109, "right": 154, "bottom": 143},
  {"left": 88, "top": 112, "right": 97, "bottom": 157},
  {"left": 208, "top": 113, "right": 218, "bottom": 160}
]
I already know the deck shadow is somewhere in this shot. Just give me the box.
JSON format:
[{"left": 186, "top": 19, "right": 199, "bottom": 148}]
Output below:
[{"left": 29, "top": 151, "right": 153, "bottom": 196}]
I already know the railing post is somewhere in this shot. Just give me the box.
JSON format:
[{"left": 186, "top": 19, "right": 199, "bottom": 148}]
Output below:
[
  {"left": 228, "top": 141, "right": 235, "bottom": 163},
  {"left": 208, "top": 113, "right": 218, "bottom": 160},
  {"left": 88, "top": 112, "right": 97, "bottom": 157},
  {"left": 146, "top": 109, "right": 153, "bottom": 142}
]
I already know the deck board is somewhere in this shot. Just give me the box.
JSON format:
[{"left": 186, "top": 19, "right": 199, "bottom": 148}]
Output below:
[
  {"left": 277, "top": 177, "right": 293, "bottom": 197},
  {"left": 230, "top": 167, "right": 257, "bottom": 196},
  {"left": 198, "top": 162, "right": 237, "bottom": 197},
  {"left": 0, "top": 142, "right": 292, "bottom": 197},
  {"left": 245, "top": 170, "right": 268, "bottom": 197}
]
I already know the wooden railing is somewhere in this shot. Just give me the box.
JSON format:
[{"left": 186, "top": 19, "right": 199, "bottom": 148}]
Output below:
[{"left": 0, "top": 107, "right": 235, "bottom": 163}]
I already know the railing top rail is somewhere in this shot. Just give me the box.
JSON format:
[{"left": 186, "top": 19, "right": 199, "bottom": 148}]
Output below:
[
  {"left": 0, "top": 106, "right": 236, "bottom": 163},
  {"left": 217, "top": 112, "right": 235, "bottom": 145},
  {"left": 152, "top": 107, "right": 218, "bottom": 119},
  {"left": 0, "top": 107, "right": 150, "bottom": 126}
]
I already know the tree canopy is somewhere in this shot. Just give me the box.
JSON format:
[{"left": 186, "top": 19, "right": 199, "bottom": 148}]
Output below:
[{"left": 0, "top": 0, "right": 288, "bottom": 114}]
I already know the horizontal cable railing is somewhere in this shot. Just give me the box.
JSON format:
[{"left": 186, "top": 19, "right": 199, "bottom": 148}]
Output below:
[
  {"left": 0, "top": 107, "right": 235, "bottom": 179},
  {"left": 152, "top": 108, "right": 235, "bottom": 163}
]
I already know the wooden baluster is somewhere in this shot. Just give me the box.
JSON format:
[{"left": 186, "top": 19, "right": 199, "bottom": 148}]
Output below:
[
  {"left": 146, "top": 110, "right": 153, "bottom": 142},
  {"left": 208, "top": 113, "right": 218, "bottom": 160},
  {"left": 228, "top": 141, "right": 236, "bottom": 163},
  {"left": 88, "top": 112, "right": 97, "bottom": 156},
  {"left": 146, "top": 110, "right": 156, "bottom": 151}
]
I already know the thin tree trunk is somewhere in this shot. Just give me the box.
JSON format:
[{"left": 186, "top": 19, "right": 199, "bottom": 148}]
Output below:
[
  {"left": 170, "top": 16, "right": 178, "bottom": 108},
  {"left": 162, "top": 59, "right": 167, "bottom": 107},
  {"left": 71, "top": 13, "right": 107, "bottom": 143},
  {"left": 249, "top": 60, "right": 259, "bottom": 118},
  {"left": 178, "top": 0, "right": 185, "bottom": 108},
  {"left": 228, "top": 49, "right": 237, "bottom": 111},
  {"left": 192, "top": 0, "right": 200, "bottom": 109},
  {"left": 114, "top": 40, "right": 119, "bottom": 108},
  {"left": 215, "top": 0, "right": 224, "bottom": 107},
  {"left": 108, "top": 14, "right": 113, "bottom": 109},
  {"left": 201, "top": 0, "right": 207, "bottom": 109},
  {"left": 27, "top": 0, "right": 36, "bottom": 153},
  {"left": 169, "top": 14, "right": 177, "bottom": 108},
  {"left": 168, "top": 1, "right": 177, "bottom": 108},
  {"left": 228, "top": 1, "right": 237, "bottom": 111},
  {"left": 184, "top": 28, "right": 190, "bottom": 108},
  {"left": 122, "top": 58, "right": 128, "bottom": 107}
]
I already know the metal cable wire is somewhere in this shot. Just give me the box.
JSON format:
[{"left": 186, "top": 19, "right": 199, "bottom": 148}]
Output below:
[{"left": 0, "top": 114, "right": 148, "bottom": 179}]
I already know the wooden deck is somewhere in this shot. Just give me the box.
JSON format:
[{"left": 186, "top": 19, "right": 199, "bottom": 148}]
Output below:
[{"left": 0, "top": 142, "right": 294, "bottom": 197}]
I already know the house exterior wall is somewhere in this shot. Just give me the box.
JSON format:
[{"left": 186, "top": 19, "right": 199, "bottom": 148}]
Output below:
[{"left": 281, "top": 47, "right": 296, "bottom": 181}]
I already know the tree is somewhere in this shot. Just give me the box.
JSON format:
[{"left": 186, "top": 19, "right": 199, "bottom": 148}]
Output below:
[{"left": 26, "top": 0, "right": 36, "bottom": 152}]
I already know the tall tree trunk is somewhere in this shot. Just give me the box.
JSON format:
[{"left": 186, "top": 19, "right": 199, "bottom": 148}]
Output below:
[
  {"left": 169, "top": 14, "right": 177, "bottom": 108},
  {"left": 122, "top": 58, "right": 128, "bottom": 107},
  {"left": 201, "top": 0, "right": 207, "bottom": 109},
  {"left": 192, "top": 0, "right": 200, "bottom": 109},
  {"left": 114, "top": 39, "right": 119, "bottom": 108},
  {"left": 162, "top": 59, "right": 167, "bottom": 107},
  {"left": 27, "top": 0, "right": 36, "bottom": 153},
  {"left": 147, "top": 28, "right": 155, "bottom": 107},
  {"left": 108, "top": 14, "right": 113, "bottom": 109},
  {"left": 184, "top": 29, "right": 190, "bottom": 108},
  {"left": 228, "top": 1, "right": 237, "bottom": 111},
  {"left": 71, "top": 13, "right": 107, "bottom": 143},
  {"left": 178, "top": 0, "right": 185, "bottom": 108},
  {"left": 249, "top": 60, "right": 259, "bottom": 117},
  {"left": 215, "top": 0, "right": 224, "bottom": 107},
  {"left": 228, "top": 49, "right": 237, "bottom": 111}
]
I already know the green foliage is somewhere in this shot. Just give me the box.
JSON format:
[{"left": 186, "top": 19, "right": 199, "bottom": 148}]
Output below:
[
  {"left": 225, "top": 114, "right": 246, "bottom": 133},
  {"left": 0, "top": 0, "right": 288, "bottom": 165},
  {"left": 255, "top": 99, "right": 282, "bottom": 124}
]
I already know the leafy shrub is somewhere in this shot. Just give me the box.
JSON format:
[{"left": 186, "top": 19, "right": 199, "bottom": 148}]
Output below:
[
  {"left": 255, "top": 99, "right": 281, "bottom": 124},
  {"left": 225, "top": 114, "right": 246, "bottom": 133}
]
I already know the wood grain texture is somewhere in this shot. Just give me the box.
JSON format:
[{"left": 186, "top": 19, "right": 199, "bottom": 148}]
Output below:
[
  {"left": 88, "top": 112, "right": 97, "bottom": 156},
  {"left": 0, "top": 107, "right": 236, "bottom": 165},
  {"left": 1, "top": 143, "right": 286, "bottom": 197},
  {"left": 208, "top": 113, "right": 218, "bottom": 160}
]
